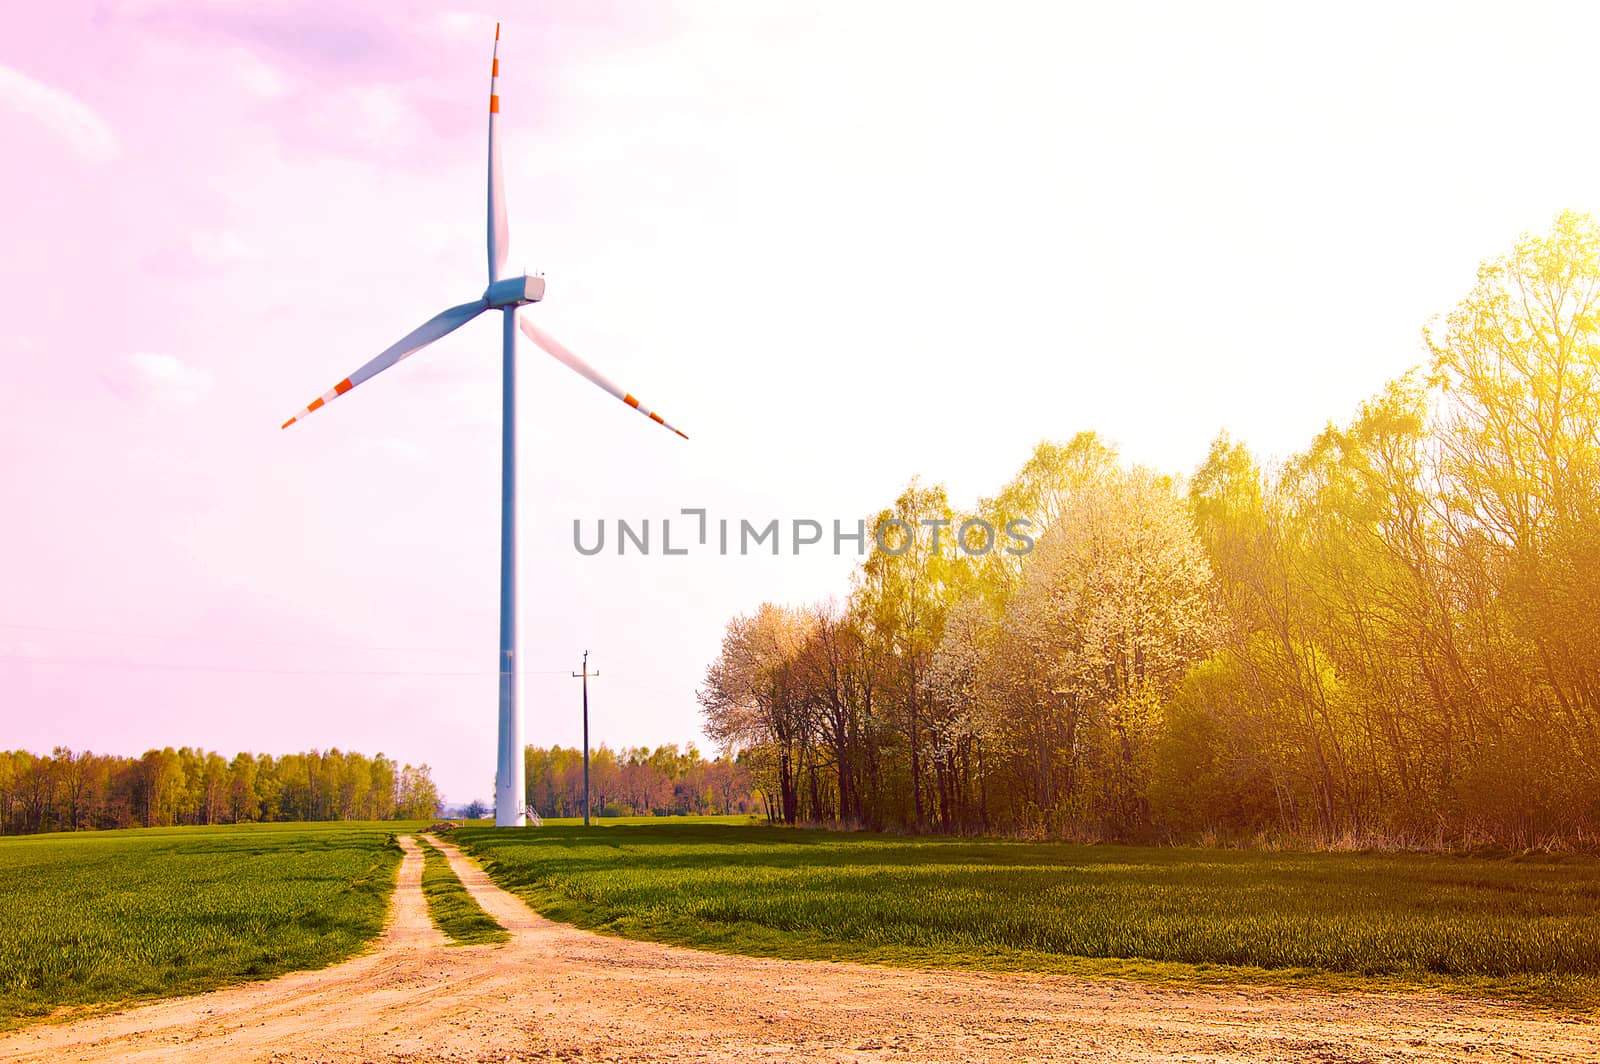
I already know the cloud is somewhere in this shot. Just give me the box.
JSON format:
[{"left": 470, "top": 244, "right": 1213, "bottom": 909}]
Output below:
[
  {"left": 435, "top": 11, "right": 488, "bottom": 40},
  {"left": 125, "top": 352, "right": 213, "bottom": 406},
  {"left": 354, "top": 86, "right": 407, "bottom": 142},
  {"left": 236, "top": 51, "right": 288, "bottom": 100},
  {"left": 133, "top": 2, "right": 397, "bottom": 75},
  {"left": 0, "top": 63, "right": 118, "bottom": 163},
  {"left": 0, "top": 637, "right": 46, "bottom": 660},
  {"left": 189, "top": 230, "right": 252, "bottom": 264}
]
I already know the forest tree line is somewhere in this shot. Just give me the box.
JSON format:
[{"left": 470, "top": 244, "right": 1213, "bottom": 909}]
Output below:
[
  {"left": 523, "top": 743, "right": 758, "bottom": 818},
  {"left": 699, "top": 211, "right": 1600, "bottom": 847},
  {"left": 0, "top": 746, "right": 441, "bottom": 835}
]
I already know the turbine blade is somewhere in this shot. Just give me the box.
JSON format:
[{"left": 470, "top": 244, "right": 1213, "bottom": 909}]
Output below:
[
  {"left": 487, "top": 22, "right": 509, "bottom": 283},
  {"left": 519, "top": 316, "right": 689, "bottom": 440},
  {"left": 281, "top": 300, "right": 488, "bottom": 428}
]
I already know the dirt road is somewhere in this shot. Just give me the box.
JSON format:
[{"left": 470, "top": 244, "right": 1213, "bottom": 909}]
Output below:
[{"left": 1, "top": 834, "right": 1594, "bottom": 1063}]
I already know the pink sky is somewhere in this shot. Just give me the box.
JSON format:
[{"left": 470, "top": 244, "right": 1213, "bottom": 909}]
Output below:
[{"left": 5, "top": 1, "right": 1600, "bottom": 803}]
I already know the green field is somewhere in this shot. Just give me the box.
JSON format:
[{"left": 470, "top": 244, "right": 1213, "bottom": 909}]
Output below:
[
  {"left": 6, "top": 818, "right": 1598, "bottom": 1029},
  {"left": 417, "top": 838, "right": 508, "bottom": 946},
  {"left": 456, "top": 823, "right": 1600, "bottom": 1008},
  {"left": 0, "top": 822, "right": 411, "bottom": 1028},
  {"left": 459, "top": 815, "right": 758, "bottom": 828}
]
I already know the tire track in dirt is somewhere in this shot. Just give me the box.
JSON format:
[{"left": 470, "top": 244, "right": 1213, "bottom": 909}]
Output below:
[{"left": 1, "top": 833, "right": 1595, "bottom": 1063}]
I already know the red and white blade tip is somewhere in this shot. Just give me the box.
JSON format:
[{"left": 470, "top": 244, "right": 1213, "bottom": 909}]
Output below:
[
  {"left": 625, "top": 394, "right": 689, "bottom": 439},
  {"left": 281, "top": 377, "right": 354, "bottom": 429},
  {"left": 489, "top": 24, "right": 501, "bottom": 112}
]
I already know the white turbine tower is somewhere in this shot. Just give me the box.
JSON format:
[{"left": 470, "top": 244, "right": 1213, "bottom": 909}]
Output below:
[{"left": 281, "top": 23, "right": 688, "bottom": 828}]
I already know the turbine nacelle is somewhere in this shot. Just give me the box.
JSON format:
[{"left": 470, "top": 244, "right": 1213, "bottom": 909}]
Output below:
[{"left": 485, "top": 272, "right": 545, "bottom": 308}]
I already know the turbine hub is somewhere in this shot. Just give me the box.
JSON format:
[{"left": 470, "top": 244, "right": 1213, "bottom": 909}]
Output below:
[{"left": 485, "top": 272, "right": 546, "bottom": 308}]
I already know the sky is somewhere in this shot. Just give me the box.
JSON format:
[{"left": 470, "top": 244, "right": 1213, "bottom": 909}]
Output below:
[{"left": 4, "top": 1, "right": 1600, "bottom": 804}]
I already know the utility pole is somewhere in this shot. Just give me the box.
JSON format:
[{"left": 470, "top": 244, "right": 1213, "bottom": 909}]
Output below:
[{"left": 572, "top": 651, "right": 598, "bottom": 826}]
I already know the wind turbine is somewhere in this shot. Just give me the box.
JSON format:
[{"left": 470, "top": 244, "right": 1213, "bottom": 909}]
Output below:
[{"left": 281, "top": 23, "right": 688, "bottom": 828}]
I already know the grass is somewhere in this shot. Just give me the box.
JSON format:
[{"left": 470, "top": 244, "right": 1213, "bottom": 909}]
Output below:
[
  {"left": 457, "top": 814, "right": 759, "bottom": 828},
  {"left": 0, "top": 822, "right": 413, "bottom": 1029},
  {"left": 540, "top": 814, "right": 759, "bottom": 827},
  {"left": 416, "top": 838, "right": 508, "bottom": 946},
  {"left": 455, "top": 822, "right": 1600, "bottom": 1010}
]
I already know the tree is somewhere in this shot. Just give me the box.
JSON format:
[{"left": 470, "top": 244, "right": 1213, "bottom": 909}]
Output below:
[
  {"left": 1013, "top": 466, "right": 1215, "bottom": 836},
  {"left": 1426, "top": 209, "right": 1600, "bottom": 837},
  {"left": 853, "top": 480, "right": 966, "bottom": 829},
  {"left": 395, "top": 764, "right": 441, "bottom": 820},
  {"left": 699, "top": 603, "right": 813, "bottom": 823}
]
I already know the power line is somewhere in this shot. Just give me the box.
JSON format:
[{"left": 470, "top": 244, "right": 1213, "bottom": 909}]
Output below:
[
  {"left": 0, "top": 620, "right": 475, "bottom": 655},
  {"left": 0, "top": 655, "right": 577, "bottom": 678}
]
